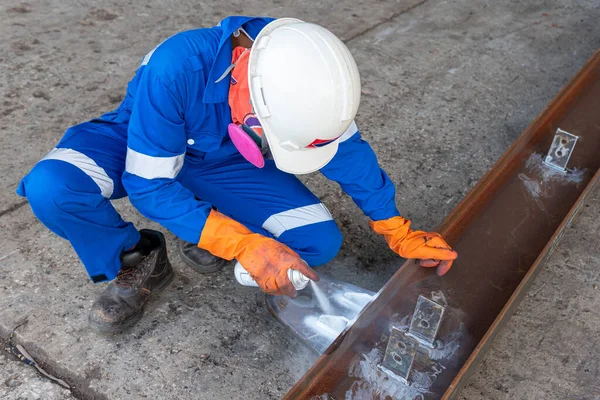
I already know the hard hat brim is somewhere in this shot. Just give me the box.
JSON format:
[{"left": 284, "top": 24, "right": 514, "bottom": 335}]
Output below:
[{"left": 266, "top": 131, "right": 339, "bottom": 175}]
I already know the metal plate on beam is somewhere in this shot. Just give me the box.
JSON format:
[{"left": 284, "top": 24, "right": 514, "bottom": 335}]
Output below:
[
  {"left": 408, "top": 295, "right": 445, "bottom": 347},
  {"left": 544, "top": 128, "right": 578, "bottom": 172},
  {"left": 380, "top": 328, "right": 418, "bottom": 383}
]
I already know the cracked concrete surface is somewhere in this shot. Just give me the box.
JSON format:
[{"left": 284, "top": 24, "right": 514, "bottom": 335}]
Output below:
[
  {"left": 1, "top": 0, "right": 599, "bottom": 399},
  {"left": 0, "top": 349, "right": 74, "bottom": 400}
]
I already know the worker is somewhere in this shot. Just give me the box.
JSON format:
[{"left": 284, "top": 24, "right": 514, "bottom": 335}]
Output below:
[{"left": 16, "top": 17, "right": 458, "bottom": 333}]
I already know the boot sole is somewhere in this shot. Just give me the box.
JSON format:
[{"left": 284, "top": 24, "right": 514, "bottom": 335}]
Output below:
[
  {"left": 177, "top": 242, "right": 226, "bottom": 274},
  {"left": 89, "top": 263, "right": 175, "bottom": 334}
]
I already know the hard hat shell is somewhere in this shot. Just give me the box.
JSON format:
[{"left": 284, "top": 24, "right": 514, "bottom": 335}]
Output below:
[{"left": 248, "top": 18, "right": 361, "bottom": 174}]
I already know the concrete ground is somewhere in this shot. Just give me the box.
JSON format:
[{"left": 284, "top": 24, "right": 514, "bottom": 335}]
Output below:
[
  {"left": 1, "top": 0, "right": 599, "bottom": 399},
  {"left": 0, "top": 349, "right": 74, "bottom": 400}
]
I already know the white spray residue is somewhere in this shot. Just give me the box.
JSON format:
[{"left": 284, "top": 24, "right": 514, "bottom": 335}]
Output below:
[
  {"left": 517, "top": 152, "right": 586, "bottom": 212},
  {"left": 319, "top": 315, "right": 350, "bottom": 332},
  {"left": 429, "top": 290, "right": 448, "bottom": 307},
  {"left": 335, "top": 292, "right": 373, "bottom": 313},
  {"left": 310, "top": 280, "right": 335, "bottom": 315},
  {"left": 345, "top": 305, "right": 464, "bottom": 400},
  {"left": 304, "top": 315, "right": 341, "bottom": 341},
  {"left": 344, "top": 292, "right": 372, "bottom": 308},
  {"left": 519, "top": 173, "right": 543, "bottom": 199},
  {"left": 294, "top": 278, "right": 376, "bottom": 354},
  {"left": 302, "top": 288, "right": 375, "bottom": 353},
  {"left": 335, "top": 295, "right": 364, "bottom": 312},
  {"left": 520, "top": 153, "right": 586, "bottom": 200},
  {"left": 527, "top": 152, "right": 586, "bottom": 183},
  {"left": 346, "top": 348, "right": 429, "bottom": 400},
  {"left": 389, "top": 314, "right": 412, "bottom": 332},
  {"left": 345, "top": 337, "right": 462, "bottom": 400},
  {"left": 428, "top": 324, "right": 463, "bottom": 361}
]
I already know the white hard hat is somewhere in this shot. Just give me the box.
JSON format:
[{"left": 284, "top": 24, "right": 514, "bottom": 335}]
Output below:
[{"left": 248, "top": 18, "right": 361, "bottom": 174}]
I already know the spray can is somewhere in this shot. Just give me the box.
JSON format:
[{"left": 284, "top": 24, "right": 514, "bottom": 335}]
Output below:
[{"left": 234, "top": 261, "right": 310, "bottom": 290}]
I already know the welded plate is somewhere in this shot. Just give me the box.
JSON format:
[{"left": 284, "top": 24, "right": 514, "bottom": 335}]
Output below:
[
  {"left": 544, "top": 128, "right": 578, "bottom": 172},
  {"left": 408, "top": 295, "right": 445, "bottom": 347},
  {"left": 380, "top": 328, "right": 418, "bottom": 383}
]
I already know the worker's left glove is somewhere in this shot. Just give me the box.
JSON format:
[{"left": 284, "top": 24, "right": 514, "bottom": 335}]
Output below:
[{"left": 370, "top": 216, "right": 458, "bottom": 276}]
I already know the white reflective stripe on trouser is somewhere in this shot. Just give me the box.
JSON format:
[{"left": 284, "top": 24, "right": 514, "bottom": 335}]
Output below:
[
  {"left": 125, "top": 147, "right": 185, "bottom": 180},
  {"left": 41, "top": 148, "right": 114, "bottom": 198},
  {"left": 262, "top": 203, "right": 334, "bottom": 238},
  {"left": 338, "top": 120, "right": 359, "bottom": 143}
]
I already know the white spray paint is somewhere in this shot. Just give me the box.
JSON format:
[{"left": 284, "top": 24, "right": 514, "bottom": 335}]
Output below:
[
  {"left": 391, "top": 314, "right": 412, "bottom": 331},
  {"left": 519, "top": 173, "right": 543, "bottom": 198},
  {"left": 344, "top": 292, "right": 373, "bottom": 308},
  {"left": 429, "top": 290, "right": 448, "bottom": 307},
  {"left": 520, "top": 153, "right": 586, "bottom": 199},
  {"left": 304, "top": 315, "right": 341, "bottom": 341},
  {"left": 335, "top": 295, "right": 364, "bottom": 313},
  {"left": 294, "top": 276, "right": 376, "bottom": 354},
  {"left": 526, "top": 152, "right": 586, "bottom": 183},
  {"left": 310, "top": 280, "right": 335, "bottom": 315},
  {"left": 334, "top": 292, "right": 374, "bottom": 313},
  {"left": 345, "top": 335, "right": 462, "bottom": 400},
  {"left": 428, "top": 324, "right": 463, "bottom": 361},
  {"left": 345, "top": 348, "right": 429, "bottom": 400},
  {"left": 302, "top": 290, "right": 373, "bottom": 350},
  {"left": 344, "top": 304, "right": 464, "bottom": 399},
  {"left": 319, "top": 315, "right": 350, "bottom": 333},
  {"left": 517, "top": 153, "right": 586, "bottom": 212}
]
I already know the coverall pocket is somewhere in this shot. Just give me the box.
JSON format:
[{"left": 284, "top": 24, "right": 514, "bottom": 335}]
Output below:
[{"left": 185, "top": 130, "right": 225, "bottom": 154}]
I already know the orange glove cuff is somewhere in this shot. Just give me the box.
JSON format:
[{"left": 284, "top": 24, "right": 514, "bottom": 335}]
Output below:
[
  {"left": 369, "top": 216, "right": 411, "bottom": 249},
  {"left": 198, "top": 210, "right": 263, "bottom": 260}
]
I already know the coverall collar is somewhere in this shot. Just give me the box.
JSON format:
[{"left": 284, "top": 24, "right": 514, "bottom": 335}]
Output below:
[{"left": 203, "top": 16, "right": 274, "bottom": 104}]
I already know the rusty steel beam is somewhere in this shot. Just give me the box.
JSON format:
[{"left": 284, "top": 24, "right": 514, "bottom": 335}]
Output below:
[{"left": 285, "top": 50, "right": 600, "bottom": 400}]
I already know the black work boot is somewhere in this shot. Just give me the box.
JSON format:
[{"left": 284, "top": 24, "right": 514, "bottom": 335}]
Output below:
[
  {"left": 89, "top": 229, "right": 174, "bottom": 333},
  {"left": 177, "top": 238, "right": 226, "bottom": 274}
]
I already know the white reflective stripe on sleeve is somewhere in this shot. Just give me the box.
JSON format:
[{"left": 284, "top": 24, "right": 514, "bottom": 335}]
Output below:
[
  {"left": 338, "top": 120, "right": 358, "bottom": 143},
  {"left": 125, "top": 148, "right": 185, "bottom": 180},
  {"left": 141, "top": 35, "right": 173, "bottom": 66},
  {"left": 41, "top": 148, "right": 114, "bottom": 198},
  {"left": 141, "top": 47, "right": 157, "bottom": 66},
  {"left": 262, "top": 203, "right": 334, "bottom": 238}
]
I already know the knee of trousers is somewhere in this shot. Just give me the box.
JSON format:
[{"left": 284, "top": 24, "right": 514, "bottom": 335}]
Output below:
[
  {"left": 19, "top": 160, "right": 101, "bottom": 229},
  {"left": 278, "top": 220, "right": 343, "bottom": 267}
]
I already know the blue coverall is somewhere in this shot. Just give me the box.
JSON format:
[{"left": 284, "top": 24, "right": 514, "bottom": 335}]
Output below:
[{"left": 17, "top": 16, "right": 400, "bottom": 283}]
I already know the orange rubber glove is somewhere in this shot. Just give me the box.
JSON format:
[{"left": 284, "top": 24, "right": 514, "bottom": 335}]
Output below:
[
  {"left": 198, "top": 210, "right": 319, "bottom": 297},
  {"left": 369, "top": 216, "right": 458, "bottom": 276}
]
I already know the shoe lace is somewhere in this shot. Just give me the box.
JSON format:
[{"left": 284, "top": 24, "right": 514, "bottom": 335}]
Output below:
[{"left": 114, "top": 258, "right": 149, "bottom": 288}]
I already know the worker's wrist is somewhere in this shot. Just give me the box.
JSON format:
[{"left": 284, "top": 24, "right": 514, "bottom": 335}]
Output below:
[{"left": 198, "top": 210, "right": 256, "bottom": 259}]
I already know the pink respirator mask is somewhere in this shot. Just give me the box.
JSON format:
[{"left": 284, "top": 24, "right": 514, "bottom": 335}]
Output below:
[
  {"left": 227, "top": 46, "right": 269, "bottom": 168},
  {"left": 227, "top": 123, "right": 268, "bottom": 168}
]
